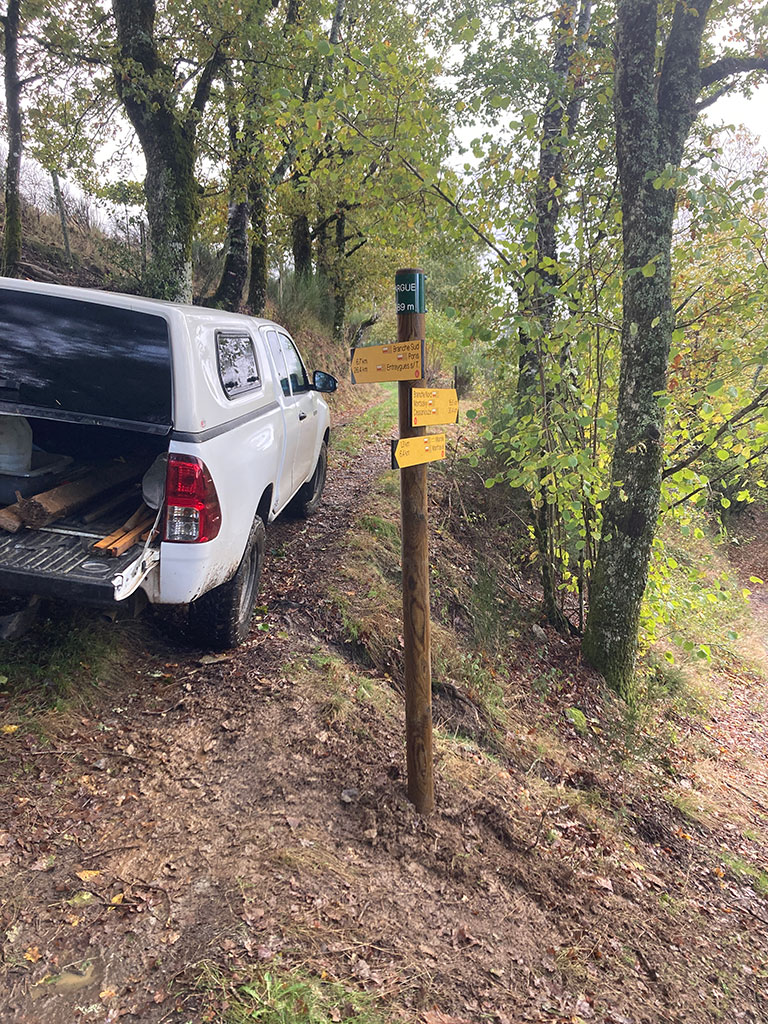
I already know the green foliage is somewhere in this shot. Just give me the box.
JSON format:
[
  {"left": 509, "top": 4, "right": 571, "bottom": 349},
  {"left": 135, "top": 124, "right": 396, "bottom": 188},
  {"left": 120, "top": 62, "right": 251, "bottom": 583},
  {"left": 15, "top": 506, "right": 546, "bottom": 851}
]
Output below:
[
  {"left": 268, "top": 271, "right": 335, "bottom": 331},
  {"left": 195, "top": 964, "right": 391, "bottom": 1024},
  {"left": 565, "top": 707, "right": 588, "bottom": 735},
  {"left": 640, "top": 519, "right": 749, "bottom": 668},
  {"left": 721, "top": 853, "right": 768, "bottom": 897},
  {"left": 0, "top": 606, "right": 115, "bottom": 711}
]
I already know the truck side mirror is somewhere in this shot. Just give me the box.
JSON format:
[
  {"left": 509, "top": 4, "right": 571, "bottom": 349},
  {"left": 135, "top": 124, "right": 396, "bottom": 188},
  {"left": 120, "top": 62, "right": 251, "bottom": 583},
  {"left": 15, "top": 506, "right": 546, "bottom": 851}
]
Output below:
[{"left": 313, "top": 370, "right": 338, "bottom": 393}]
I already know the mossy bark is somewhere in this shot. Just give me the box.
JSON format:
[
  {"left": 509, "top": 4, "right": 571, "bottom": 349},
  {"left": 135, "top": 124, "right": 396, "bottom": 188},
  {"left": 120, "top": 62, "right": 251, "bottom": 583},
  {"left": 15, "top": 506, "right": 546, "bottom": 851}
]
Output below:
[
  {"left": 247, "top": 169, "right": 268, "bottom": 316},
  {"left": 292, "top": 212, "right": 312, "bottom": 279},
  {"left": 2, "top": 0, "right": 23, "bottom": 277},
  {"left": 212, "top": 105, "right": 250, "bottom": 311},
  {"left": 138, "top": 116, "right": 197, "bottom": 302},
  {"left": 212, "top": 198, "right": 249, "bottom": 310},
  {"left": 583, "top": 0, "right": 709, "bottom": 699}
]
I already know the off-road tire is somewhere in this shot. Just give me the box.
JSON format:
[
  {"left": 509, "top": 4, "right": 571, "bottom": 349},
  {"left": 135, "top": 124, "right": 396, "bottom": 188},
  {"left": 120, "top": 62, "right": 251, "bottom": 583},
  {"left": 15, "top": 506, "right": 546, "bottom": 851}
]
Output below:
[
  {"left": 189, "top": 516, "right": 266, "bottom": 649},
  {"left": 289, "top": 440, "right": 327, "bottom": 518}
]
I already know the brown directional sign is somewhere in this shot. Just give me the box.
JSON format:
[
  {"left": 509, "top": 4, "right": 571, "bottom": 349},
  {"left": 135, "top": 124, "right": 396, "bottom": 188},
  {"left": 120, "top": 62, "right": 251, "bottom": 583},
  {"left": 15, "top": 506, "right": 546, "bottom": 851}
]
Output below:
[
  {"left": 350, "top": 339, "right": 424, "bottom": 384},
  {"left": 411, "top": 387, "right": 459, "bottom": 427},
  {"left": 391, "top": 433, "right": 446, "bottom": 470}
]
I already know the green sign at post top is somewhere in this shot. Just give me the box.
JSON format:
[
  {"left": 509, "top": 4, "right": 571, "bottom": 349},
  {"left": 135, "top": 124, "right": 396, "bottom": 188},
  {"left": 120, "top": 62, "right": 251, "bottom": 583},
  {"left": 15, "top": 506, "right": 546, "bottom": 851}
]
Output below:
[{"left": 395, "top": 269, "right": 426, "bottom": 315}]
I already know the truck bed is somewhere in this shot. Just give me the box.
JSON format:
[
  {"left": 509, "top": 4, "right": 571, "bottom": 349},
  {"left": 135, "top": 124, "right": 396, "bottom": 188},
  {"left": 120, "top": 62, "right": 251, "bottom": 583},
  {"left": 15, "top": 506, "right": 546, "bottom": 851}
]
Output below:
[{"left": 0, "top": 506, "right": 161, "bottom": 605}]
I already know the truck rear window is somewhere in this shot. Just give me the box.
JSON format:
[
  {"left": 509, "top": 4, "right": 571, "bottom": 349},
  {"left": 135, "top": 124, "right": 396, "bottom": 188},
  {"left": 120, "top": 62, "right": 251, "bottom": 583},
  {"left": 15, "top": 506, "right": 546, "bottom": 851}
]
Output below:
[{"left": 0, "top": 288, "right": 172, "bottom": 432}]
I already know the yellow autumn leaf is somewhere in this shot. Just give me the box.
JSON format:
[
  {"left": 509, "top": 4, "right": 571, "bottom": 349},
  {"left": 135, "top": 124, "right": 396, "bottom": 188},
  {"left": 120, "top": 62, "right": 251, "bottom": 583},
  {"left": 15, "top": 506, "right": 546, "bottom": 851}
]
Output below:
[
  {"left": 75, "top": 869, "right": 100, "bottom": 882},
  {"left": 24, "top": 946, "right": 41, "bottom": 962},
  {"left": 99, "top": 988, "right": 117, "bottom": 1001},
  {"left": 110, "top": 893, "right": 124, "bottom": 905},
  {"left": 1, "top": 724, "right": 19, "bottom": 734}
]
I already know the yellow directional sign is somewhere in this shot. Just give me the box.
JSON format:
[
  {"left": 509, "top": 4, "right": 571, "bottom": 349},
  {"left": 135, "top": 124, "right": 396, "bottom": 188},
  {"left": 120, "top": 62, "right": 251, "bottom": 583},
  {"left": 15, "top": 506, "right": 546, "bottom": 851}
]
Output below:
[
  {"left": 350, "top": 339, "right": 424, "bottom": 384},
  {"left": 391, "top": 433, "right": 446, "bottom": 470},
  {"left": 411, "top": 387, "right": 459, "bottom": 427}
]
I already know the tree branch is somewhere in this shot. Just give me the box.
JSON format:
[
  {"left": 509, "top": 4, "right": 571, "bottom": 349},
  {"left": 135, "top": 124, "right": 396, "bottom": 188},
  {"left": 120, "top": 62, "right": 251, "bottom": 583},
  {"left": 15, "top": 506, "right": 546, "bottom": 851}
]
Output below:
[
  {"left": 190, "top": 42, "right": 227, "bottom": 117},
  {"left": 700, "top": 55, "right": 768, "bottom": 90},
  {"left": 345, "top": 238, "right": 367, "bottom": 259},
  {"left": 664, "top": 448, "right": 767, "bottom": 511},
  {"left": 662, "top": 384, "right": 768, "bottom": 480},
  {"left": 695, "top": 82, "right": 736, "bottom": 113}
]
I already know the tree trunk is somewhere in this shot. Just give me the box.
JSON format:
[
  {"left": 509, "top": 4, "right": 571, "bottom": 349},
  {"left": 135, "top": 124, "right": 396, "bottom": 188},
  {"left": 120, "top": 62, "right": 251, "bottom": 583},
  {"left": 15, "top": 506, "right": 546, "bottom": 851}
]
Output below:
[
  {"left": 212, "top": 199, "right": 249, "bottom": 309},
  {"left": 50, "top": 169, "right": 72, "bottom": 264},
  {"left": 583, "top": 0, "right": 709, "bottom": 698},
  {"left": 211, "top": 104, "right": 250, "bottom": 310},
  {"left": 138, "top": 119, "right": 197, "bottom": 301},
  {"left": 2, "top": 0, "right": 23, "bottom": 277},
  {"left": 247, "top": 169, "right": 268, "bottom": 315},
  {"left": 332, "top": 209, "right": 346, "bottom": 341},
  {"left": 292, "top": 212, "right": 312, "bottom": 279},
  {"left": 516, "top": 0, "right": 592, "bottom": 633},
  {"left": 111, "top": 0, "right": 221, "bottom": 302}
]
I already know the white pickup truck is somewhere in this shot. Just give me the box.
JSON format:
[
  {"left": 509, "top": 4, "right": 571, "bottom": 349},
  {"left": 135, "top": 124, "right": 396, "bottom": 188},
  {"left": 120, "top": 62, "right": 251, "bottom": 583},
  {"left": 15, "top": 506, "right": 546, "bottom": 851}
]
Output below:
[{"left": 0, "top": 279, "right": 336, "bottom": 647}]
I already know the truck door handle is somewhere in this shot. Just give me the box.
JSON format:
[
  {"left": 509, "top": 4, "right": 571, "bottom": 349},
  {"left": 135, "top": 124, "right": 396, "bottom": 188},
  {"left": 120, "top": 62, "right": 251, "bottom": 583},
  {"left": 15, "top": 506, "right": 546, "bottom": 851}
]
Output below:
[{"left": 299, "top": 411, "right": 307, "bottom": 421}]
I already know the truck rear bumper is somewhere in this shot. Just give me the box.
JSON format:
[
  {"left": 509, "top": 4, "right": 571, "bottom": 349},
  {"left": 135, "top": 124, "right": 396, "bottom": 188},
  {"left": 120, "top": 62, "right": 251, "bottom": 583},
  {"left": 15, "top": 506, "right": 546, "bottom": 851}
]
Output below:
[{"left": 0, "top": 529, "right": 156, "bottom": 607}]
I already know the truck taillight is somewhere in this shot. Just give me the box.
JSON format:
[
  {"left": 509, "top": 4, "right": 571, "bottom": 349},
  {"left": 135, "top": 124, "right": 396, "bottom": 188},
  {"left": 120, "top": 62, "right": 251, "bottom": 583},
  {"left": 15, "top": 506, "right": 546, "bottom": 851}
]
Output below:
[{"left": 164, "top": 455, "right": 222, "bottom": 543}]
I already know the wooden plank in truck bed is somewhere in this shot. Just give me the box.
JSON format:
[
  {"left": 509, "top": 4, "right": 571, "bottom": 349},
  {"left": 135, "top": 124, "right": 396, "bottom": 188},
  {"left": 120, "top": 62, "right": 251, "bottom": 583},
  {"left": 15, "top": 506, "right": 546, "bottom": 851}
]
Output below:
[
  {"left": 12, "top": 459, "right": 146, "bottom": 530},
  {"left": 0, "top": 506, "right": 24, "bottom": 534}
]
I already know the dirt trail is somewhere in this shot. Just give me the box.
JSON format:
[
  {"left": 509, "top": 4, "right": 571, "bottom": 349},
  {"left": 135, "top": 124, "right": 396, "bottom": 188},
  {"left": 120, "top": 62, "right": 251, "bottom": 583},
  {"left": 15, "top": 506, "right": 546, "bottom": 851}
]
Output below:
[
  {"left": 1, "top": 421, "right": 768, "bottom": 1024},
  {"left": 0, "top": 430, "right": 392, "bottom": 1022}
]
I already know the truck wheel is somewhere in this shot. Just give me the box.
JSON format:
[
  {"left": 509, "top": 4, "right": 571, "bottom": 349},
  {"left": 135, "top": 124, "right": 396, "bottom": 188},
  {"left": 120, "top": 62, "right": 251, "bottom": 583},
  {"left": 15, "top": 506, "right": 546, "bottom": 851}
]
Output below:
[
  {"left": 189, "top": 516, "right": 266, "bottom": 649},
  {"left": 290, "top": 441, "right": 327, "bottom": 518}
]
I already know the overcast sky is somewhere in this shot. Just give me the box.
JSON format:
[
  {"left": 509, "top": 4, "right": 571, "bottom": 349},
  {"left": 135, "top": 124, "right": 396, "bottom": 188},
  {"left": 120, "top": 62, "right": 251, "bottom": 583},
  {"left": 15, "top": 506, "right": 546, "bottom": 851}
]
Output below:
[{"left": 705, "top": 84, "right": 768, "bottom": 145}]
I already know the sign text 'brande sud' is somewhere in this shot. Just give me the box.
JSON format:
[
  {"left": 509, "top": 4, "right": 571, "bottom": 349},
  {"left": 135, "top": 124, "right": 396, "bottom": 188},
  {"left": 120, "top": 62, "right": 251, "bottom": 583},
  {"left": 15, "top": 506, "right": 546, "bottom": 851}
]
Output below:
[
  {"left": 394, "top": 270, "right": 426, "bottom": 315},
  {"left": 349, "top": 339, "right": 424, "bottom": 384}
]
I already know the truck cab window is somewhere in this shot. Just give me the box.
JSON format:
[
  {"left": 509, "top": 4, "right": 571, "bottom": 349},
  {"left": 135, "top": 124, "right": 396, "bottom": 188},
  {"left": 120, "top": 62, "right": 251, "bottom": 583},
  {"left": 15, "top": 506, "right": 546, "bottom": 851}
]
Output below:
[
  {"left": 216, "top": 332, "right": 261, "bottom": 398},
  {"left": 278, "top": 334, "right": 310, "bottom": 394},
  {"left": 265, "top": 330, "right": 290, "bottom": 397}
]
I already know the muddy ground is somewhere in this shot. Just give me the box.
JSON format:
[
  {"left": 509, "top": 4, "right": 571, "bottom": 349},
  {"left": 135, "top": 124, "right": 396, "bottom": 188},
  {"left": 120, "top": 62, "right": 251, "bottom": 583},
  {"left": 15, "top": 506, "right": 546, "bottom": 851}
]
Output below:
[{"left": 1, "top": 400, "right": 767, "bottom": 1024}]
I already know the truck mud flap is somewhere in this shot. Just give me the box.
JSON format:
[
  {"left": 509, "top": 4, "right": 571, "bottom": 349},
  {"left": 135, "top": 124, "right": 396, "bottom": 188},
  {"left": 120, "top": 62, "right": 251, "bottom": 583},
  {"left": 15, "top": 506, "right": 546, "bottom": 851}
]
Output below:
[{"left": 0, "top": 529, "right": 159, "bottom": 606}]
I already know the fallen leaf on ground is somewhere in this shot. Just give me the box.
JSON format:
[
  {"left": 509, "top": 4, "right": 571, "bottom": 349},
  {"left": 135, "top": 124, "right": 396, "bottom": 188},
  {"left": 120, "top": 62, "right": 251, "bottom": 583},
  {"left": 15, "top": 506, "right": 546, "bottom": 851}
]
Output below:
[{"left": 75, "top": 869, "right": 101, "bottom": 882}]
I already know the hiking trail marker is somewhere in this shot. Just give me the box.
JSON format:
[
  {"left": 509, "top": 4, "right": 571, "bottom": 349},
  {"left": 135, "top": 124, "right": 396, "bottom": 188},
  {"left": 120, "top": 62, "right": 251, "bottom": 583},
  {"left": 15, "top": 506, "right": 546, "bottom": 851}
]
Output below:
[
  {"left": 350, "top": 268, "right": 441, "bottom": 814},
  {"left": 391, "top": 433, "right": 446, "bottom": 469},
  {"left": 349, "top": 339, "right": 424, "bottom": 384},
  {"left": 411, "top": 387, "right": 459, "bottom": 427}
]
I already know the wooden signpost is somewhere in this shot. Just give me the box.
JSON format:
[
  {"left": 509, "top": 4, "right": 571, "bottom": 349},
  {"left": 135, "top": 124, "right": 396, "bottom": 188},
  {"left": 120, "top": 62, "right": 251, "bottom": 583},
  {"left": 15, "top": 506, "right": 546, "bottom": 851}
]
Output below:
[
  {"left": 350, "top": 268, "right": 449, "bottom": 814},
  {"left": 348, "top": 268, "right": 444, "bottom": 811},
  {"left": 394, "top": 268, "right": 435, "bottom": 814}
]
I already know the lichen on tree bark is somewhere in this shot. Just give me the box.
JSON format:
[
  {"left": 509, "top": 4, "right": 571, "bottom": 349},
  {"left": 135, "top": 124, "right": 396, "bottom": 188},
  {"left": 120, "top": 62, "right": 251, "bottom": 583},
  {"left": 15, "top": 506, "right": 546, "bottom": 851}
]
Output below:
[{"left": 583, "top": 0, "right": 712, "bottom": 699}]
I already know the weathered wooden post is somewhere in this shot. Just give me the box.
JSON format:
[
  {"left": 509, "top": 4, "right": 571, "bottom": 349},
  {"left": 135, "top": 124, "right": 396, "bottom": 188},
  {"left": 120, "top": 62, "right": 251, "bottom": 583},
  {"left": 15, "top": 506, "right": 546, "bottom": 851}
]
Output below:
[
  {"left": 350, "top": 270, "right": 457, "bottom": 815},
  {"left": 395, "top": 268, "right": 434, "bottom": 814}
]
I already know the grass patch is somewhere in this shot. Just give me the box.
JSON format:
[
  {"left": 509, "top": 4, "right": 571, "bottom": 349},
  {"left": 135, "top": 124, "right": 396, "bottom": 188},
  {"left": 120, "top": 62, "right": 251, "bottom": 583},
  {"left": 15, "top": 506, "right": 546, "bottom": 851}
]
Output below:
[
  {"left": 194, "top": 964, "right": 392, "bottom": 1024},
  {"left": 358, "top": 514, "right": 400, "bottom": 551},
  {"left": 721, "top": 852, "right": 768, "bottom": 896},
  {"left": 332, "top": 385, "right": 398, "bottom": 458},
  {"left": 0, "top": 604, "right": 116, "bottom": 712}
]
